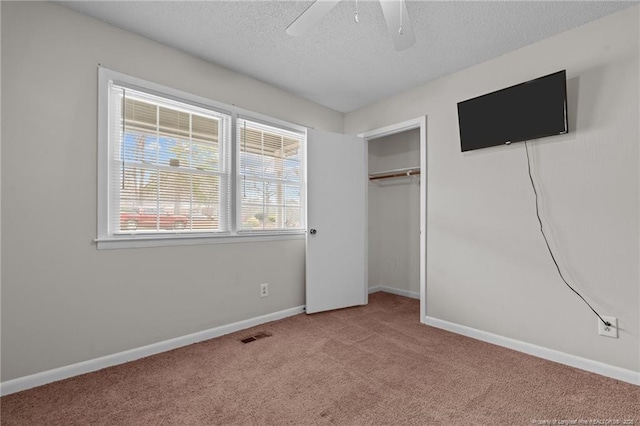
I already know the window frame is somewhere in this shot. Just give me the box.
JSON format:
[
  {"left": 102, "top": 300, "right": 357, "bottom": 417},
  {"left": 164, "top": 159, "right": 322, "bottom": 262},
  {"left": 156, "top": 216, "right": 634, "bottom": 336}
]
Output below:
[{"left": 97, "top": 67, "right": 307, "bottom": 249}]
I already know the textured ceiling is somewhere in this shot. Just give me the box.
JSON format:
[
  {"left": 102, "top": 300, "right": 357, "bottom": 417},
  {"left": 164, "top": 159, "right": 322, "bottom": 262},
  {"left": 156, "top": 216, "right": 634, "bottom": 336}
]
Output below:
[{"left": 59, "top": 1, "right": 636, "bottom": 113}]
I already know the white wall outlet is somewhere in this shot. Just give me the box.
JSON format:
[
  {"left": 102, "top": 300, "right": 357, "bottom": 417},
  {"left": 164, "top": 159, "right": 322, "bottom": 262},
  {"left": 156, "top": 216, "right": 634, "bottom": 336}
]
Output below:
[
  {"left": 260, "top": 283, "right": 268, "bottom": 298},
  {"left": 598, "top": 316, "right": 618, "bottom": 338}
]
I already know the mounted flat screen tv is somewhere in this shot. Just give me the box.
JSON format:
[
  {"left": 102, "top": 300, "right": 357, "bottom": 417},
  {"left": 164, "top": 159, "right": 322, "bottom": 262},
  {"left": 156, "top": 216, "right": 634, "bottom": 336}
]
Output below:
[{"left": 457, "top": 70, "right": 568, "bottom": 152}]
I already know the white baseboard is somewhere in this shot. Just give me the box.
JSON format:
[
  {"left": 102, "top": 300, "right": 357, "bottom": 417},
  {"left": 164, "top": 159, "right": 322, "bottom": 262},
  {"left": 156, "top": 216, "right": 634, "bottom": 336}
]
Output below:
[
  {"left": 369, "top": 285, "right": 420, "bottom": 300},
  {"left": 0, "top": 305, "right": 305, "bottom": 396},
  {"left": 424, "top": 315, "right": 640, "bottom": 386}
]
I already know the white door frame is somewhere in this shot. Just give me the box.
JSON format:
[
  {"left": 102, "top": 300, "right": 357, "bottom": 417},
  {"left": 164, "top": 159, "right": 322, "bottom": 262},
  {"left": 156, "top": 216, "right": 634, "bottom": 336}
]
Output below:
[{"left": 358, "top": 116, "right": 427, "bottom": 322}]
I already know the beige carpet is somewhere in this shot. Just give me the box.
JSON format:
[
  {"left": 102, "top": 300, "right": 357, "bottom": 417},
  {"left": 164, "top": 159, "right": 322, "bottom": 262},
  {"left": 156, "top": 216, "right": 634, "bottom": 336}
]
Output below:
[{"left": 1, "top": 292, "right": 638, "bottom": 425}]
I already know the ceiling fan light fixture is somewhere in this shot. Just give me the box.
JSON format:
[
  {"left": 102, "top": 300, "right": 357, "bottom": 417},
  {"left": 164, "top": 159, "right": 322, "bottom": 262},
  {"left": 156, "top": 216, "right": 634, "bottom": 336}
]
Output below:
[{"left": 286, "top": 0, "right": 415, "bottom": 51}]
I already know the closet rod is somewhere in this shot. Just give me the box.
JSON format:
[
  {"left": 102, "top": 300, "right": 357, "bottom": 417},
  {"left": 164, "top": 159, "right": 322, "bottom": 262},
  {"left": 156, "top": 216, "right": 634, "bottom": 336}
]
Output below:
[{"left": 369, "top": 169, "right": 421, "bottom": 181}]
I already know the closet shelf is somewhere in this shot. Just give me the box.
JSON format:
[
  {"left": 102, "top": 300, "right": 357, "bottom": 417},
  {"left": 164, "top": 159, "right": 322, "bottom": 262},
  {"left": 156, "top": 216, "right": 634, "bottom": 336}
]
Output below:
[{"left": 368, "top": 166, "right": 421, "bottom": 181}]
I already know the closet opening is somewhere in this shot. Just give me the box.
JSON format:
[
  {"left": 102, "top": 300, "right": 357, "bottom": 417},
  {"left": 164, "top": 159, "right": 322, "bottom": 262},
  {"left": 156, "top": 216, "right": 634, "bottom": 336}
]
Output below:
[
  {"left": 368, "top": 129, "right": 421, "bottom": 299},
  {"left": 360, "top": 117, "right": 426, "bottom": 321}
]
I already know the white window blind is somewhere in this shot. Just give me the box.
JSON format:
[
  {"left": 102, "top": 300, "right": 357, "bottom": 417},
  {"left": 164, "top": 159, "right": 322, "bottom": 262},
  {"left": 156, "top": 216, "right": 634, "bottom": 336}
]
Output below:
[
  {"left": 107, "top": 83, "right": 231, "bottom": 235},
  {"left": 238, "top": 119, "right": 305, "bottom": 233}
]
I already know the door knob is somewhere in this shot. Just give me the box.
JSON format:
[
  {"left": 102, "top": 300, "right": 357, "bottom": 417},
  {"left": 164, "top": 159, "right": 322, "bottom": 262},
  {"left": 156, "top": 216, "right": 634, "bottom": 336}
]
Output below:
[{"left": 309, "top": 229, "right": 317, "bottom": 235}]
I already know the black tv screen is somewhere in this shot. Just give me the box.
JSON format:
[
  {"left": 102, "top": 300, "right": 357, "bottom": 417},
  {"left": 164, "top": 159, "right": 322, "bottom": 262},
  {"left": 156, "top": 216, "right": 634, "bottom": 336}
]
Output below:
[{"left": 457, "top": 70, "right": 568, "bottom": 152}]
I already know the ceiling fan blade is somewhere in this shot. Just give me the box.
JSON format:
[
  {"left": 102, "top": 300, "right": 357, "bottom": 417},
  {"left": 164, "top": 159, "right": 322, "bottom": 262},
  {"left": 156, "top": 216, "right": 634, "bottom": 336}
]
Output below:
[
  {"left": 379, "top": 0, "right": 416, "bottom": 51},
  {"left": 286, "top": 0, "right": 342, "bottom": 37}
]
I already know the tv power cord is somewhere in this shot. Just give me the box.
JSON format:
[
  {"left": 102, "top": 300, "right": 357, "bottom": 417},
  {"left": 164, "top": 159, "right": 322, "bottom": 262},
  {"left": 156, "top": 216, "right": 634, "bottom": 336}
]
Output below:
[{"left": 524, "top": 141, "right": 611, "bottom": 327}]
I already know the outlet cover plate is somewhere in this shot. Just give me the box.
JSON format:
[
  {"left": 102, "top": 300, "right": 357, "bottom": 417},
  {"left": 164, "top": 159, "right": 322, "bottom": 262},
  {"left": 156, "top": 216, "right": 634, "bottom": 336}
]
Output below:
[
  {"left": 260, "top": 283, "right": 268, "bottom": 298},
  {"left": 598, "top": 316, "right": 618, "bottom": 338}
]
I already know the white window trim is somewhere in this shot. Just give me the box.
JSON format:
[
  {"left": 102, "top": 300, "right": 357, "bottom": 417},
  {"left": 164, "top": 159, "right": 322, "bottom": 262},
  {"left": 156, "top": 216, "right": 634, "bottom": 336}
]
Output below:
[{"left": 97, "top": 66, "right": 307, "bottom": 250}]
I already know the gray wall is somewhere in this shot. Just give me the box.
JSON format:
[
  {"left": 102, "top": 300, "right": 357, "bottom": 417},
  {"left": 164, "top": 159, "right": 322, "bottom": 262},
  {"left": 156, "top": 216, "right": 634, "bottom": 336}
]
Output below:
[
  {"left": 0, "top": 2, "right": 343, "bottom": 381},
  {"left": 368, "top": 130, "right": 421, "bottom": 295},
  {"left": 347, "top": 7, "right": 640, "bottom": 372}
]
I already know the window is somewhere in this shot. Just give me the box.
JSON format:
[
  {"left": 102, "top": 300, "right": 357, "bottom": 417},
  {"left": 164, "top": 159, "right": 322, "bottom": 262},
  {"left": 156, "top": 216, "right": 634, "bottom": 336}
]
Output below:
[
  {"left": 98, "top": 68, "right": 306, "bottom": 248},
  {"left": 108, "top": 84, "right": 232, "bottom": 235},
  {"left": 238, "top": 119, "right": 305, "bottom": 233}
]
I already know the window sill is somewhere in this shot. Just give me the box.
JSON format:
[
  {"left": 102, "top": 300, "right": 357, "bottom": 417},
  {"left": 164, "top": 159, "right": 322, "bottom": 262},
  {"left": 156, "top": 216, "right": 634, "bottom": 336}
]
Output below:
[{"left": 95, "top": 231, "right": 306, "bottom": 250}]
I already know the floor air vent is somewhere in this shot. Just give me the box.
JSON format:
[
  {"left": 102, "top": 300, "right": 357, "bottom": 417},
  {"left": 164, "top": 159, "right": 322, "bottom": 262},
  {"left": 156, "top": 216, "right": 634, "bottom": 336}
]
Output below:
[{"left": 240, "top": 331, "right": 272, "bottom": 344}]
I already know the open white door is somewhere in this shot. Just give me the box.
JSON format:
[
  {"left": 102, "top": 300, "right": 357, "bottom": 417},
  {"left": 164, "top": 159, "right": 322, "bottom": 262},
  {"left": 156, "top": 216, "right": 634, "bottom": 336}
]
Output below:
[{"left": 306, "top": 129, "right": 367, "bottom": 314}]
